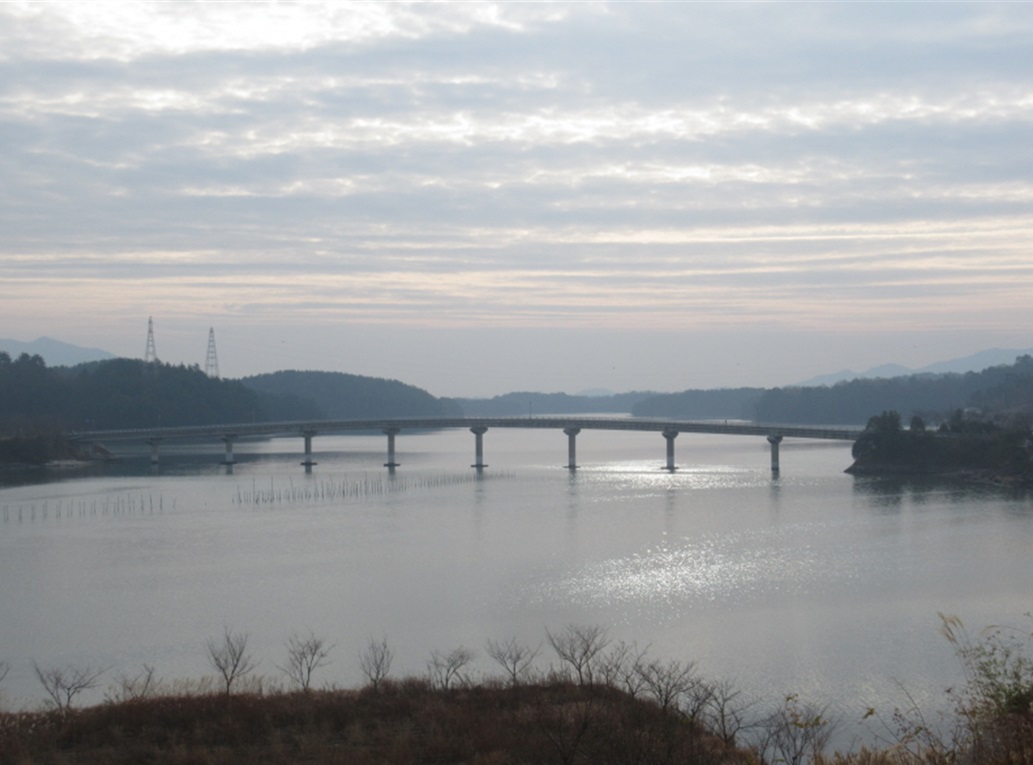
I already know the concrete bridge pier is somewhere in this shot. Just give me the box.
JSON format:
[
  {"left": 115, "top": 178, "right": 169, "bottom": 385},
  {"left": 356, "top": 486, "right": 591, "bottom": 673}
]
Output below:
[
  {"left": 147, "top": 438, "right": 162, "bottom": 465},
  {"left": 470, "top": 426, "right": 488, "bottom": 469},
  {"left": 564, "top": 427, "right": 580, "bottom": 470},
  {"left": 384, "top": 427, "right": 400, "bottom": 468},
  {"left": 301, "top": 430, "right": 318, "bottom": 472},
  {"left": 662, "top": 429, "right": 678, "bottom": 471},
  {"left": 221, "top": 435, "right": 236, "bottom": 465},
  {"left": 767, "top": 434, "right": 783, "bottom": 474}
]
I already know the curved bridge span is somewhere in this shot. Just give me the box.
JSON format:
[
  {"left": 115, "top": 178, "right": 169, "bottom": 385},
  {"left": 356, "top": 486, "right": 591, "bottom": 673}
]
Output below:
[{"left": 71, "top": 417, "right": 862, "bottom": 473}]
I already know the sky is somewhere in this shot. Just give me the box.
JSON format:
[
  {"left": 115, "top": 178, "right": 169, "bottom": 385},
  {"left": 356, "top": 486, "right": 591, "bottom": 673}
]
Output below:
[{"left": 2, "top": 1, "right": 1032, "bottom": 398}]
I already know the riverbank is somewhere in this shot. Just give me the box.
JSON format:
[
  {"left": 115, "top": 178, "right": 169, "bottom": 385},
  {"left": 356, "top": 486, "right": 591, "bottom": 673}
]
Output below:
[{"left": 846, "top": 462, "right": 1033, "bottom": 489}]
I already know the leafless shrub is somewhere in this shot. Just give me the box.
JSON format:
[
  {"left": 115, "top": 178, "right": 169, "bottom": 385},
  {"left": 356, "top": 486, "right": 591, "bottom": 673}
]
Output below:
[
  {"left": 427, "top": 646, "right": 475, "bottom": 690},
  {"left": 750, "top": 693, "right": 837, "bottom": 765},
  {"left": 485, "top": 637, "right": 540, "bottom": 686},
  {"left": 546, "top": 624, "right": 610, "bottom": 686},
  {"left": 358, "top": 635, "right": 394, "bottom": 690},
  {"left": 105, "top": 664, "right": 158, "bottom": 703},
  {"left": 534, "top": 689, "right": 600, "bottom": 765},
  {"left": 206, "top": 627, "right": 258, "bottom": 695},
  {"left": 279, "top": 631, "right": 334, "bottom": 691},
  {"left": 32, "top": 661, "right": 105, "bottom": 710}
]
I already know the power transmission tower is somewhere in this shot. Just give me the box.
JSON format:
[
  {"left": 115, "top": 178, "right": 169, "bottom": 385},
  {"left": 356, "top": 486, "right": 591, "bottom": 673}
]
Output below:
[
  {"left": 144, "top": 317, "right": 158, "bottom": 364},
  {"left": 205, "top": 327, "right": 220, "bottom": 379}
]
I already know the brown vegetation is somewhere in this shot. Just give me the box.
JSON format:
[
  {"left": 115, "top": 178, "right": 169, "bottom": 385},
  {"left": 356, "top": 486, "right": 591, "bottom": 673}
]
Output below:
[
  {"left": 0, "top": 679, "right": 754, "bottom": 765},
  {"left": 2, "top": 616, "right": 1031, "bottom": 764}
]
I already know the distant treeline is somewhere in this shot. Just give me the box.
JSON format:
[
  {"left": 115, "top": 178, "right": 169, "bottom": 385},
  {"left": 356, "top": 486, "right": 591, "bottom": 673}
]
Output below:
[
  {"left": 3, "top": 350, "right": 1032, "bottom": 463},
  {"left": 448, "top": 391, "right": 654, "bottom": 417},
  {"left": 629, "top": 388, "right": 764, "bottom": 420},
  {"left": 632, "top": 355, "right": 1033, "bottom": 426}
]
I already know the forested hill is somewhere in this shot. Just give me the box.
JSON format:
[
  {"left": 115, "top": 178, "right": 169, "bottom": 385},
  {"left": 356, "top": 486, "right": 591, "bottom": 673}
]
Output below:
[
  {"left": 0, "top": 355, "right": 266, "bottom": 431},
  {"left": 241, "top": 370, "right": 462, "bottom": 421},
  {"left": 0, "top": 356, "right": 460, "bottom": 436}
]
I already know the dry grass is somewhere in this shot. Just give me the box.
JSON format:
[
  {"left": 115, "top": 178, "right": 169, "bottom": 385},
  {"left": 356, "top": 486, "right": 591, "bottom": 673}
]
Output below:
[{"left": 0, "top": 679, "right": 755, "bottom": 765}]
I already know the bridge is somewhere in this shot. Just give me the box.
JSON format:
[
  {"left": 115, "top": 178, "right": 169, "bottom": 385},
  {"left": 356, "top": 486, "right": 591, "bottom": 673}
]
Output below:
[{"left": 69, "top": 417, "right": 864, "bottom": 474}]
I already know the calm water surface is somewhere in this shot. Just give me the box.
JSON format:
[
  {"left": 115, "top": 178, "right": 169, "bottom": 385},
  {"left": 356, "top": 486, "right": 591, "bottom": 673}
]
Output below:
[{"left": 1, "top": 427, "right": 1031, "bottom": 744}]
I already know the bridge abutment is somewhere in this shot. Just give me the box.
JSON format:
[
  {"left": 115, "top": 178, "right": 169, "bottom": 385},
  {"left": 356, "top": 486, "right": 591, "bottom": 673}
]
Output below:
[{"left": 470, "top": 426, "right": 488, "bottom": 469}]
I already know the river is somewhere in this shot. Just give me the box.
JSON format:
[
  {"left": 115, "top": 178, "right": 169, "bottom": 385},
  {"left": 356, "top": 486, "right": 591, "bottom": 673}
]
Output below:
[{"left": 1, "top": 426, "right": 1031, "bottom": 748}]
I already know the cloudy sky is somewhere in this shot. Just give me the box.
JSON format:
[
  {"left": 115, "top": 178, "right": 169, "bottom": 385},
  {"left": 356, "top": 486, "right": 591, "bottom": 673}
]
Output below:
[{"left": 2, "top": 2, "right": 1032, "bottom": 397}]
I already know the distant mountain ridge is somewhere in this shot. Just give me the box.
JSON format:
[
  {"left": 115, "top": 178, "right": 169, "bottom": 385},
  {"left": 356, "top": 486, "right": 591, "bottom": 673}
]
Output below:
[
  {"left": 795, "top": 347, "right": 1033, "bottom": 387},
  {"left": 0, "top": 336, "right": 116, "bottom": 366}
]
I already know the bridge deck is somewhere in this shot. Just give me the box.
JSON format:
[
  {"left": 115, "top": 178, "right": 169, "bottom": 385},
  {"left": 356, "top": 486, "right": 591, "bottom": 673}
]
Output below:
[{"left": 70, "top": 417, "right": 863, "bottom": 443}]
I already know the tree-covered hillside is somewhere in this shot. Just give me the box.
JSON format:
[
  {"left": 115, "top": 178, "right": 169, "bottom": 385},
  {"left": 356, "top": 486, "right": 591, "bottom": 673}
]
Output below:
[
  {"left": 751, "top": 356, "right": 1033, "bottom": 426},
  {"left": 242, "top": 370, "right": 462, "bottom": 420},
  {"left": 0, "top": 354, "right": 265, "bottom": 432}
]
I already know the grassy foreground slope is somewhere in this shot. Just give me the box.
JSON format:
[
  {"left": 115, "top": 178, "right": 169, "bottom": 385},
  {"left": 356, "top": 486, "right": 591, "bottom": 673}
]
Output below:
[{"left": 0, "top": 680, "right": 752, "bottom": 765}]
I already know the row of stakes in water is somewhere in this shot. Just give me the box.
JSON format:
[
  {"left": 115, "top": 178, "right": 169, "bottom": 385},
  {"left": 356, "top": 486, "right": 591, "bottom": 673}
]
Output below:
[
  {"left": 235, "top": 471, "right": 515, "bottom": 506},
  {"left": 0, "top": 472, "right": 516, "bottom": 522},
  {"left": 2, "top": 493, "right": 171, "bottom": 523}
]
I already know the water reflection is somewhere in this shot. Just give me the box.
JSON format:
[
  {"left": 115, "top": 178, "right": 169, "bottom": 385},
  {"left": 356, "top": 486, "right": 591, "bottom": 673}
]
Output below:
[
  {"left": 851, "top": 474, "right": 1030, "bottom": 513},
  {"left": 0, "top": 431, "right": 1029, "bottom": 744}
]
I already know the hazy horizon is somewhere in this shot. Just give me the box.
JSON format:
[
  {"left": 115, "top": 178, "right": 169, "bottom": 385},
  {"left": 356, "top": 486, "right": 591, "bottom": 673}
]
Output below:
[{"left": 3, "top": 3, "right": 1032, "bottom": 398}]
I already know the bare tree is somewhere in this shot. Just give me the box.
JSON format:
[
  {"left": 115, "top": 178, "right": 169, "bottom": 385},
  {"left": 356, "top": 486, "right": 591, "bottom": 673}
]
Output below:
[
  {"left": 635, "top": 657, "right": 701, "bottom": 712},
  {"left": 427, "top": 646, "right": 475, "bottom": 690},
  {"left": 206, "top": 627, "right": 258, "bottom": 695},
  {"left": 596, "top": 640, "right": 649, "bottom": 696},
  {"left": 700, "top": 677, "right": 758, "bottom": 748},
  {"left": 358, "top": 635, "right": 394, "bottom": 690},
  {"left": 485, "top": 636, "right": 540, "bottom": 686},
  {"left": 278, "top": 631, "right": 334, "bottom": 691},
  {"left": 546, "top": 624, "right": 610, "bottom": 686},
  {"left": 33, "top": 661, "right": 105, "bottom": 710}
]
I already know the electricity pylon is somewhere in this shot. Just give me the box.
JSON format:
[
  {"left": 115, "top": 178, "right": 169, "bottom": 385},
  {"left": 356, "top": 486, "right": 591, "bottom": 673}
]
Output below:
[
  {"left": 205, "top": 327, "right": 220, "bottom": 379},
  {"left": 144, "top": 317, "right": 158, "bottom": 364}
]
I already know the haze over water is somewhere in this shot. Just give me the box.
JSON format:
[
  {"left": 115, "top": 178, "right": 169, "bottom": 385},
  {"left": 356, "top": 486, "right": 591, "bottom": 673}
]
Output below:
[{"left": 2, "top": 428, "right": 1031, "bottom": 747}]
